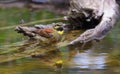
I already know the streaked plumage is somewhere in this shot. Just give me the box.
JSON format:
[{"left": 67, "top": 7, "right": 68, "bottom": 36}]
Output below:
[{"left": 15, "top": 23, "right": 64, "bottom": 42}]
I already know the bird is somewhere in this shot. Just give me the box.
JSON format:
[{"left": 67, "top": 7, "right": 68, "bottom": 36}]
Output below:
[{"left": 15, "top": 23, "right": 64, "bottom": 43}]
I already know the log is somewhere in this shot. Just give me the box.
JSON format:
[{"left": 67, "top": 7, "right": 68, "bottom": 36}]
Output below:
[{"left": 65, "top": 0, "right": 120, "bottom": 45}]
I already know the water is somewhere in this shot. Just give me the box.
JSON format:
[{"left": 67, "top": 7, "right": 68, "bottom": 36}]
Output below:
[
  {"left": 69, "top": 50, "right": 106, "bottom": 69},
  {"left": 0, "top": 7, "right": 120, "bottom": 74},
  {"left": 0, "top": 38, "right": 120, "bottom": 74}
]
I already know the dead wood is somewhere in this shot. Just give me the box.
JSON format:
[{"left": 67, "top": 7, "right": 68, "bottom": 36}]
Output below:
[{"left": 65, "top": 0, "right": 120, "bottom": 45}]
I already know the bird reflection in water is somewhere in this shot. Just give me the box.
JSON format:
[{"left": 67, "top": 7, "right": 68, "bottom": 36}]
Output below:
[
  {"left": 30, "top": 41, "right": 107, "bottom": 70},
  {"left": 31, "top": 48, "right": 63, "bottom": 71}
]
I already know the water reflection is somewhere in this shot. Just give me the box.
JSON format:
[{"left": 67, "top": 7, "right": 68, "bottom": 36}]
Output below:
[
  {"left": 0, "top": 37, "right": 120, "bottom": 74},
  {"left": 67, "top": 42, "right": 107, "bottom": 70},
  {"left": 69, "top": 50, "right": 106, "bottom": 69}
]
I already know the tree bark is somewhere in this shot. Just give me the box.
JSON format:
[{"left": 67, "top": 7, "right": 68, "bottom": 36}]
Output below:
[{"left": 66, "top": 0, "right": 120, "bottom": 45}]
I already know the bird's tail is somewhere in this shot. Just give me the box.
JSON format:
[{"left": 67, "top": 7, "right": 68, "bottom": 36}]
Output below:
[{"left": 15, "top": 26, "right": 36, "bottom": 37}]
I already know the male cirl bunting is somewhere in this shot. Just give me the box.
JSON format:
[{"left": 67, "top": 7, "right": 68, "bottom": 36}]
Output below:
[{"left": 15, "top": 23, "right": 64, "bottom": 43}]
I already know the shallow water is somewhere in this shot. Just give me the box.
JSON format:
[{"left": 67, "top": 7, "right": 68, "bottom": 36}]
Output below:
[{"left": 0, "top": 37, "right": 120, "bottom": 74}]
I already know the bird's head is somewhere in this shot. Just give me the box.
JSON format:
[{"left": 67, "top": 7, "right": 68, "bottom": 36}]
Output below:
[{"left": 53, "top": 23, "right": 64, "bottom": 35}]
